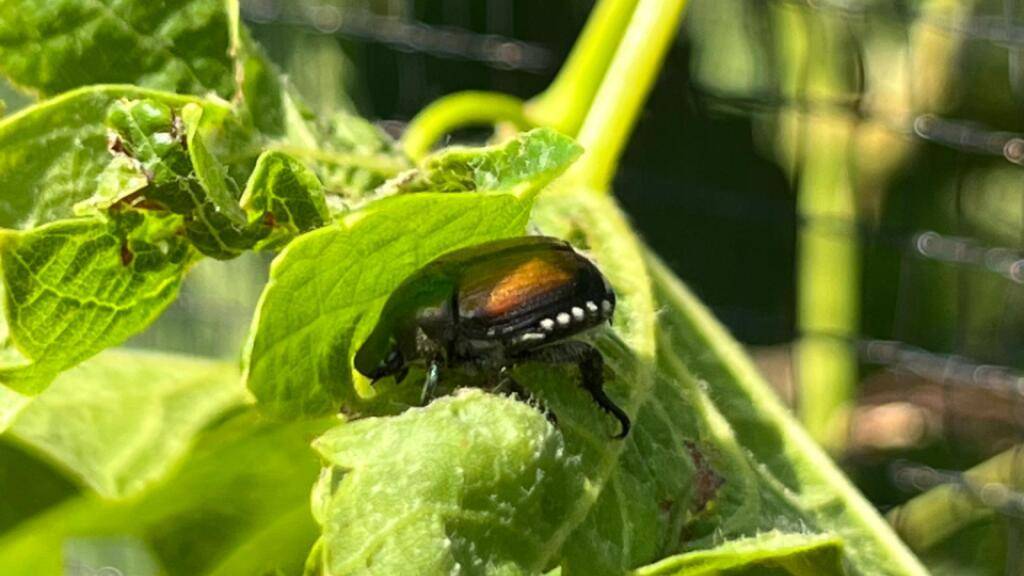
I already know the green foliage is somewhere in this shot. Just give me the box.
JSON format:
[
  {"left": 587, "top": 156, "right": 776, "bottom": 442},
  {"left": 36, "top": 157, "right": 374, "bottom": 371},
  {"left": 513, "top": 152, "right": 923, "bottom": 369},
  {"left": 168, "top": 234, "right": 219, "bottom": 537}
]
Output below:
[
  {"left": 0, "top": 86, "right": 216, "bottom": 229},
  {"left": 241, "top": 151, "right": 329, "bottom": 249},
  {"left": 393, "top": 128, "right": 582, "bottom": 195},
  {"left": 0, "top": 0, "right": 235, "bottom": 98},
  {"left": 0, "top": 410, "right": 331, "bottom": 576},
  {"left": 0, "top": 217, "right": 192, "bottom": 394},
  {"left": 309, "top": 390, "right": 584, "bottom": 574},
  {"left": 634, "top": 531, "right": 844, "bottom": 575},
  {"left": 6, "top": 349, "right": 247, "bottom": 497},
  {"left": 0, "top": 0, "right": 931, "bottom": 575},
  {"left": 244, "top": 129, "right": 580, "bottom": 419}
]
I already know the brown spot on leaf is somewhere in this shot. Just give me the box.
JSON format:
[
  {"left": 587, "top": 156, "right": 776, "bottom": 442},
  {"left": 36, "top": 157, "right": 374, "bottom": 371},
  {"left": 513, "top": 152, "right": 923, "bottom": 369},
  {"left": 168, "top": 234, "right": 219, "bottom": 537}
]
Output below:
[
  {"left": 108, "top": 132, "right": 127, "bottom": 155},
  {"left": 120, "top": 242, "right": 134, "bottom": 266},
  {"left": 685, "top": 440, "right": 724, "bottom": 514}
]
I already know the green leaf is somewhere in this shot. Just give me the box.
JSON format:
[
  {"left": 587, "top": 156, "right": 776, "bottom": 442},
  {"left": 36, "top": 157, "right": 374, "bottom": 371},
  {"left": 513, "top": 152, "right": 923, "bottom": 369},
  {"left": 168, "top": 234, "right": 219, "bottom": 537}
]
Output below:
[
  {"left": 391, "top": 128, "right": 582, "bottom": 197},
  {"left": 647, "top": 255, "right": 929, "bottom": 575},
  {"left": 0, "top": 0, "right": 235, "bottom": 97},
  {"left": 0, "top": 86, "right": 222, "bottom": 229},
  {"left": 180, "top": 102, "right": 270, "bottom": 258},
  {"left": 244, "top": 129, "right": 580, "bottom": 418},
  {"left": 632, "top": 531, "right": 844, "bottom": 576},
  {"left": 0, "top": 438, "right": 79, "bottom": 535},
  {"left": 275, "top": 94, "right": 410, "bottom": 202},
  {"left": 0, "top": 411, "right": 331, "bottom": 576},
  {"left": 240, "top": 150, "right": 330, "bottom": 250},
  {"left": 0, "top": 216, "right": 193, "bottom": 394},
  {"left": 309, "top": 389, "right": 586, "bottom": 575},
  {"left": 0, "top": 383, "right": 28, "bottom": 432},
  {"left": 6, "top": 349, "right": 248, "bottom": 498},
  {"left": 244, "top": 192, "right": 536, "bottom": 418},
  {"left": 97, "top": 98, "right": 268, "bottom": 259},
  {"left": 234, "top": 29, "right": 288, "bottom": 137},
  {"left": 298, "top": 185, "right": 924, "bottom": 575}
]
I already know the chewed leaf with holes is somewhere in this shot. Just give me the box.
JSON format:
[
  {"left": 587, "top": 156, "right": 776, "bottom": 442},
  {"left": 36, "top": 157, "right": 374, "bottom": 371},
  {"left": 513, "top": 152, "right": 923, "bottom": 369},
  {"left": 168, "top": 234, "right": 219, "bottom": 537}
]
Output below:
[
  {"left": 96, "top": 99, "right": 270, "bottom": 260},
  {"left": 0, "top": 217, "right": 193, "bottom": 394},
  {"left": 309, "top": 390, "right": 586, "bottom": 575},
  {"left": 240, "top": 150, "right": 330, "bottom": 250},
  {"left": 0, "top": 86, "right": 223, "bottom": 229}
]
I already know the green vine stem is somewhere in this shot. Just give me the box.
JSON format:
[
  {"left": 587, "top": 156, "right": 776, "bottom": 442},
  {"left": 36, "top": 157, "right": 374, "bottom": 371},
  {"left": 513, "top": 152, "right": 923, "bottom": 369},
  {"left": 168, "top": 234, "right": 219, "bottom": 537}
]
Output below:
[
  {"left": 888, "top": 445, "right": 1024, "bottom": 552},
  {"left": 400, "top": 92, "right": 531, "bottom": 160},
  {"left": 401, "top": 0, "right": 645, "bottom": 162},
  {"left": 524, "top": 0, "right": 640, "bottom": 136},
  {"left": 569, "top": 0, "right": 689, "bottom": 191},
  {"left": 770, "top": 6, "right": 859, "bottom": 453}
]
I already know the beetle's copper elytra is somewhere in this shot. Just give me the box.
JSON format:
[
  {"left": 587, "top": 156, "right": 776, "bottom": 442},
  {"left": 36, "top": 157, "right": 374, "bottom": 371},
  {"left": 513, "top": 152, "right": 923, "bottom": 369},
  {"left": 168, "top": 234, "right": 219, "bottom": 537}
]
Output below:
[{"left": 354, "top": 235, "right": 630, "bottom": 438}]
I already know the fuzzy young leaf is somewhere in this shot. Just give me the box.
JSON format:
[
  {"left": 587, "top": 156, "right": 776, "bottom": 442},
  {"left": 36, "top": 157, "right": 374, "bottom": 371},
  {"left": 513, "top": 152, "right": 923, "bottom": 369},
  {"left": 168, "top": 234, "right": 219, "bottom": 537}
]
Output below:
[
  {"left": 244, "top": 129, "right": 581, "bottom": 418},
  {"left": 0, "top": 0, "right": 235, "bottom": 97},
  {"left": 0, "top": 217, "right": 193, "bottom": 394},
  {"left": 633, "top": 531, "right": 844, "bottom": 576},
  {"left": 309, "top": 390, "right": 586, "bottom": 575},
  {"left": 240, "top": 150, "right": 329, "bottom": 249},
  {"left": 390, "top": 128, "right": 582, "bottom": 197},
  {"left": 7, "top": 349, "right": 248, "bottom": 498}
]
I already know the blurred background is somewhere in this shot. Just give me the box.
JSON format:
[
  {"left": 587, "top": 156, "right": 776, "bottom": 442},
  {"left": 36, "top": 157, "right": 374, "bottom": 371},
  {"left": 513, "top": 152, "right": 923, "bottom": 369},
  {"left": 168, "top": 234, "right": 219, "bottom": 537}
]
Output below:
[{"left": 5, "top": 0, "right": 1020, "bottom": 573}]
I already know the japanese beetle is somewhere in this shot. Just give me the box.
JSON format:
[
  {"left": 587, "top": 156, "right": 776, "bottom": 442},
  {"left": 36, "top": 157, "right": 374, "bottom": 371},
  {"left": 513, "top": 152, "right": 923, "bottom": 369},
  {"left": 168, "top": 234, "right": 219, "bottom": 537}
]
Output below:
[{"left": 354, "top": 235, "right": 630, "bottom": 438}]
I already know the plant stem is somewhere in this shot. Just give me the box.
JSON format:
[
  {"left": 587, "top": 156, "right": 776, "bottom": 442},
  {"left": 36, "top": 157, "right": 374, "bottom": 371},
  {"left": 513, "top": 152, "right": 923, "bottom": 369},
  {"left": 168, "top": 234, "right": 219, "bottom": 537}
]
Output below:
[
  {"left": 400, "top": 92, "right": 530, "bottom": 160},
  {"left": 888, "top": 445, "right": 1024, "bottom": 552},
  {"left": 524, "top": 0, "right": 640, "bottom": 136},
  {"left": 770, "top": 6, "right": 859, "bottom": 453},
  {"left": 570, "top": 0, "right": 688, "bottom": 191},
  {"left": 795, "top": 119, "right": 860, "bottom": 454}
]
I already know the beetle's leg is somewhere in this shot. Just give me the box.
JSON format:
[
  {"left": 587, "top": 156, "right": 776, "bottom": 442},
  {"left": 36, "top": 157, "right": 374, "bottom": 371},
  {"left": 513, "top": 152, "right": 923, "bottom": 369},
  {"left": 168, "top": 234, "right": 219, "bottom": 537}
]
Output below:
[
  {"left": 497, "top": 366, "right": 558, "bottom": 425},
  {"left": 518, "top": 341, "right": 630, "bottom": 439},
  {"left": 420, "top": 358, "right": 442, "bottom": 405}
]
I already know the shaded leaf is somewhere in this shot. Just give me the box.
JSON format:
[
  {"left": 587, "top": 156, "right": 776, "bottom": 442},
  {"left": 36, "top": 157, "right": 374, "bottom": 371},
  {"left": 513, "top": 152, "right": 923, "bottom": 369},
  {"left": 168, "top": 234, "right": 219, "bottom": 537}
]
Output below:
[
  {"left": 7, "top": 349, "right": 248, "bottom": 498},
  {"left": 0, "top": 0, "right": 235, "bottom": 97},
  {"left": 276, "top": 93, "right": 410, "bottom": 202},
  {"left": 0, "top": 411, "right": 331, "bottom": 575},
  {"left": 633, "top": 531, "right": 844, "bottom": 576},
  {"left": 647, "top": 255, "right": 929, "bottom": 575},
  {"left": 0, "top": 217, "right": 193, "bottom": 394}
]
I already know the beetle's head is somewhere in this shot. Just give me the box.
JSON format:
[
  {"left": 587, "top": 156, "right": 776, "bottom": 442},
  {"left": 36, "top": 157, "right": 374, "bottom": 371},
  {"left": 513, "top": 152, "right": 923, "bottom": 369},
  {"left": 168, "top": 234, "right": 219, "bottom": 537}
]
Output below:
[{"left": 354, "top": 330, "right": 409, "bottom": 385}]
